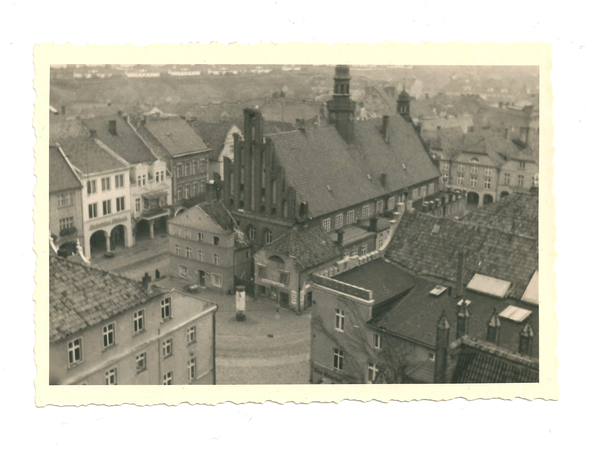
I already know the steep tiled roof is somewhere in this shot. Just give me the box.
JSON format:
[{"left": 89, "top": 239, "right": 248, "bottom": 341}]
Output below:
[
  {"left": 267, "top": 115, "right": 440, "bottom": 218},
  {"left": 49, "top": 116, "right": 90, "bottom": 143},
  {"left": 57, "top": 136, "right": 127, "bottom": 175},
  {"left": 81, "top": 115, "right": 157, "bottom": 164},
  {"left": 49, "top": 146, "right": 82, "bottom": 193},
  {"left": 385, "top": 212, "right": 538, "bottom": 300},
  {"left": 459, "top": 190, "right": 538, "bottom": 239},
  {"left": 145, "top": 117, "right": 209, "bottom": 157},
  {"left": 267, "top": 225, "right": 342, "bottom": 270},
  {"left": 188, "top": 121, "right": 234, "bottom": 161},
  {"left": 49, "top": 256, "right": 160, "bottom": 343},
  {"left": 451, "top": 339, "right": 539, "bottom": 383}
]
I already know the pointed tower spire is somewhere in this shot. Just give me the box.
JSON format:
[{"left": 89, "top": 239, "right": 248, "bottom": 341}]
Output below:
[
  {"left": 518, "top": 321, "right": 535, "bottom": 357},
  {"left": 434, "top": 310, "right": 451, "bottom": 383},
  {"left": 397, "top": 83, "right": 411, "bottom": 122},
  {"left": 326, "top": 65, "right": 356, "bottom": 143},
  {"left": 486, "top": 308, "right": 502, "bottom": 346}
]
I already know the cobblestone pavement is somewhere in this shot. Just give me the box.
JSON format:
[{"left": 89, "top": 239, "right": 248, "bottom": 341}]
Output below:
[{"left": 156, "top": 277, "right": 312, "bottom": 385}]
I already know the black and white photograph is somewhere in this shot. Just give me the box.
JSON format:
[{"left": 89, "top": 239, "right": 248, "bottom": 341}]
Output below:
[{"left": 45, "top": 59, "right": 546, "bottom": 389}]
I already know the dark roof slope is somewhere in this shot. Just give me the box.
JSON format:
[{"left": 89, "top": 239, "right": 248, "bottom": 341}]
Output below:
[
  {"left": 385, "top": 212, "right": 538, "bottom": 300},
  {"left": 451, "top": 339, "right": 539, "bottom": 383},
  {"left": 267, "top": 115, "right": 440, "bottom": 218},
  {"left": 50, "top": 116, "right": 90, "bottom": 143},
  {"left": 57, "top": 136, "right": 127, "bottom": 175},
  {"left": 459, "top": 190, "right": 538, "bottom": 239},
  {"left": 267, "top": 225, "right": 342, "bottom": 270},
  {"left": 81, "top": 115, "right": 157, "bottom": 164},
  {"left": 49, "top": 146, "right": 82, "bottom": 193},
  {"left": 145, "top": 117, "right": 209, "bottom": 157},
  {"left": 188, "top": 121, "right": 234, "bottom": 160},
  {"left": 49, "top": 256, "right": 159, "bottom": 343}
]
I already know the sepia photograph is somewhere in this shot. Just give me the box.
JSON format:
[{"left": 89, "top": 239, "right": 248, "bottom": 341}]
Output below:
[{"left": 44, "top": 58, "right": 545, "bottom": 390}]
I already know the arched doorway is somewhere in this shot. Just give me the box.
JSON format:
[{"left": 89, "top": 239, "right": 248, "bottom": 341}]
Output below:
[
  {"left": 483, "top": 194, "right": 494, "bottom": 206},
  {"left": 466, "top": 192, "right": 480, "bottom": 210},
  {"left": 110, "top": 225, "right": 127, "bottom": 251},
  {"left": 90, "top": 230, "right": 108, "bottom": 257},
  {"left": 500, "top": 191, "right": 510, "bottom": 199},
  {"left": 58, "top": 242, "right": 76, "bottom": 258}
]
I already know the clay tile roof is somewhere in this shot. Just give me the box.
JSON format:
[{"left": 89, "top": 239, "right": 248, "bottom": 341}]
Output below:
[
  {"left": 49, "top": 256, "right": 156, "bottom": 344},
  {"left": 56, "top": 136, "right": 127, "bottom": 175},
  {"left": 267, "top": 225, "right": 342, "bottom": 270},
  {"left": 451, "top": 339, "right": 539, "bottom": 383},
  {"left": 49, "top": 146, "right": 82, "bottom": 193},
  {"left": 267, "top": 116, "right": 440, "bottom": 218},
  {"left": 145, "top": 117, "right": 209, "bottom": 157},
  {"left": 188, "top": 121, "right": 235, "bottom": 161},
  {"left": 385, "top": 212, "right": 538, "bottom": 300}
]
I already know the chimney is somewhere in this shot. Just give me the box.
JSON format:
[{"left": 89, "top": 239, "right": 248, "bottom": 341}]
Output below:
[
  {"left": 456, "top": 299, "right": 470, "bottom": 339},
  {"left": 381, "top": 115, "right": 390, "bottom": 142},
  {"left": 141, "top": 272, "right": 152, "bottom": 292},
  {"left": 434, "top": 311, "right": 451, "bottom": 383},
  {"left": 519, "top": 127, "right": 530, "bottom": 145},
  {"left": 295, "top": 118, "right": 305, "bottom": 131},
  {"left": 381, "top": 173, "right": 387, "bottom": 187},
  {"left": 518, "top": 321, "right": 535, "bottom": 357},
  {"left": 369, "top": 217, "right": 378, "bottom": 232},
  {"left": 61, "top": 105, "right": 66, "bottom": 115},
  {"left": 486, "top": 308, "right": 501, "bottom": 346},
  {"left": 108, "top": 120, "right": 117, "bottom": 136},
  {"left": 336, "top": 229, "right": 345, "bottom": 246},
  {"left": 455, "top": 251, "right": 465, "bottom": 297}
]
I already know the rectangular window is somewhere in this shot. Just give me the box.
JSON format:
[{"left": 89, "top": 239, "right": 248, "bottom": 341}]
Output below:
[
  {"left": 280, "top": 272, "right": 289, "bottom": 285},
  {"left": 213, "top": 236, "right": 220, "bottom": 246},
  {"left": 420, "top": 186, "right": 426, "bottom": 198},
  {"left": 258, "top": 266, "right": 266, "bottom": 278},
  {"left": 387, "top": 196, "right": 395, "bottom": 211},
  {"left": 442, "top": 173, "right": 449, "bottom": 183},
  {"left": 133, "top": 309, "right": 144, "bottom": 334},
  {"left": 519, "top": 161, "right": 526, "bottom": 170},
  {"left": 102, "top": 322, "right": 116, "bottom": 349},
  {"left": 322, "top": 218, "right": 331, "bottom": 232},
  {"left": 192, "top": 161, "right": 198, "bottom": 175},
  {"left": 184, "top": 184, "right": 190, "bottom": 199},
  {"left": 135, "top": 198, "right": 141, "bottom": 212},
  {"left": 177, "top": 164, "right": 182, "bottom": 178},
  {"left": 470, "top": 176, "right": 477, "bottom": 187},
  {"left": 373, "top": 333, "right": 381, "bottom": 349},
  {"left": 136, "top": 352, "right": 146, "bottom": 372},
  {"left": 143, "top": 198, "right": 149, "bottom": 210},
  {"left": 442, "top": 162, "right": 450, "bottom": 171},
  {"left": 59, "top": 217, "right": 74, "bottom": 230},
  {"left": 213, "top": 254, "right": 220, "bottom": 266},
  {"left": 484, "top": 178, "right": 491, "bottom": 189},
  {"left": 484, "top": 168, "right": 492, "bottom": 177},
  {"left": 197, "top": 232, "right": 204, "bottom": 242},
  {"left": 335, "top": 308, "right": 345, "bottom": 332},
  {"left": 197, "top": 249, "right": 205, "bottom": 261},
  {"left": 142, "top": 175, "right": 146, "bottom": 186},
  {"left": 186, "top": 247, "right": 192, "bottom": 258},
  {"left": 367, "top": 362, "right": 378, "bottom": 384},
  {"left": 58, "top": 192, "right": 73, "bottom": 207},
  {"left": 179, "top": 265, "right": 188, "bottom": 278},
  {"left": 362, "top": 205, "right": 370, "bottom": 219},
  {"left": 67, "top": 338, "right": 83, "bottom": 366},
  {"left": 161, "top": 171, "right": 165, "bottom": 182},
  {"left": 518, "top": 174, "right": 524, "bottom": 187},
  {"left": 457, "top": 164, "right": 465, "bottom": 173},
  {"left": 187, "top": 326, "right": 196, "bottom": 344},
  {"left": 115, "top": 174, "right": 124, "bottom": 188},
  {"left": 361, "top": 244, "right": 368, "bottom": 255},
  {"left": 116, "top": 196, "right": 125, "bottom": 212},
  {"left": 333, "top": 348, "right": 344, "bottom": 371},
  {"left": 88, "top": 203, "right": 98, "bottom": 219},
  {"left": 192, "top": 182, "right": 198, "bottom": 197},
  {"left": 137, "top": 175, "right": 142, "bottom": 187},
  {"left": 335, "top": 214, "right": 343, "bottom": 229},
  {"left": 184, "top": 163, "right": 190, "bottom": 176},
  {"left": 162, "top": 339, "right": 172, "bottom": 358},
  {"left": 504, "top": 173, "right": 511, "bottom": 185},
  {"left": 175, "top": 244, "right": 181, "bottom": 256},
  {"left": 105, "top": 368, "right": 117, "bottom": 385},
  {"left": 376, "top": 200, "right": 384, "bottom": 214},
  {"left": 87, "top": 180, "right": 96, "bottom": 195},
  {"left": 163, "top": 371, "right": 173, "bottom": 385},
  {"left": 428, "top": 183, "right": 434, "bottom": 195},
  {"left": 351, "top": 247, "right": 358, "bottom": 257},
  {"left": 457, "top": 174, "right": 464, "bottom": 185},
  {"left": 347, "top": 210, "right": 354, "bottom": 224},
  {"left": 188, "top": 358, "right": 196, "bottom": 381},
  {"left": 471, "top": 166, "right": 478, "bottom": 175},
  {"left": 199, "top": 159, "right": 205, "bottom": 173},
  {"left": 161, "top": 298, "right": 171, "bottom": 320},
  {"left": 155, "top": 172, "right": 160, "bottom": 183},
  {"left": 211, "top": 273, "right": 222, "bottom": 287},
  {"left": 102, "top": 199, "right": 112, "bottom": 216},
  {"left": 412, "top": 188, "right": 419, "bottom": 199},
  {"left": 177, "top": 187, "right": 183, "bottom": 200},
  {"left": 101, "top": 177, "right": 110, "bottom": 191}
]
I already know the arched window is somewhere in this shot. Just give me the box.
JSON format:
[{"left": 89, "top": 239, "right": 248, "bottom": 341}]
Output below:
[
  {"left": 246, "top": 225, "right": 257, "bottom": 241},
  {"left": 263, "top": 228, "right": 273, "bottom": 245},
  {"left": 268, "top": 255, "right": 285, "bottom": 268}
]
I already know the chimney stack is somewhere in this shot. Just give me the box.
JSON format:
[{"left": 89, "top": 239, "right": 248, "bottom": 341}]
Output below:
[
  {"left": 381, "top": 173, "right": 387, "bottom": 187},
  {"left": 295, "top": 118, "right": 305, "bottom": 131},
  {"left": 108, "top": 120, "right": 117, "bottom": 136},
  {"left": 369, "top": 217, "right": 378, "bottom": 232},
  {"left": 486, "top": 308, "right": 502, "bottom": 346},
  {"left": 455, "top": 251, "right": 466, "bottom": 298},
  {"left": 518, "top": 321, "right": 535, "bottom": 357},
  {"left": 456, "top": 299, "right": 470, "bottom": 339},
  {"left": 382, "top": 115, "right": 390, "bottom": 142},
  {"left": 519, "top": 127, "right": 530, "bottom": 145},
  {"left": 434, "top": 311, "right": 451, "bottom": 383},
  {"left": 141, "top": 272, "right": 152, "bottom": 292},
  {"left": 336, "top": 229, "right": 345, "bottom": 246}
]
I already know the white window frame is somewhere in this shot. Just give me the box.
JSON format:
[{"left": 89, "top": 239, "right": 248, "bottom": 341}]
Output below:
[
  {"left": 213, "top": 254, "right": 220, "bottom": 266},
  {"left": 470, "top": 176, "right": 477, "bottom": 188},
  {"left": 470, "top": 166, "right": 478, "bottom": 175},
  {"left": 161, "top": 298, "right": 171, "bottom": 320},
  {"left": 116, "top": 196, "right": 125, "bottom": 212},
  {"left": 105, "top": 368, "right": 117, "bottom": 385},
  {"left": 376, "top": 200, "right": 384, "bottom": 214},
  {"left": 412, "top": 188, "right": 419, "bottom": 199},
  {"left": 420, "top": 186, "right": 427, "bottom": 198},
  {"left": 333, "top": 348, "right": 344, "bottom": 371},
  {"left": 162, "top": 339, "right": 172, "bottom": 358},
  {"left": 504, "top": 173, "right": 510, "bottom": 185},
  {"left": 133, "top": 309, "right": 144, "bottom": 334},
  {"left": 387, "top": 196, "right": 395, "bottom": 211},
  {"left": 163, "top": 371, "right": 173, "bottom": 385},
  {"left": 102, "top": 199, "right": 112, "bottom": 216},
  {"left": 335, "top": 308, "right": 345, "bottom": 332},
  {"left": 188, "top": 358, "right": 196, "bottom": 381},
  {"left": 362, "top": 205, "right": 370, "bottom": 219},
  {"left": 373, "top": 333, "right": 382, "bottom": 349},
  {"left": 136, "top": 352, "right": 146, "bottom": 372},
  {"left": 211, "top": 273, "right": 223, "bottom": 287},
  {"left": 322, "top": 218, "right": 331, "bottom": 232},
  {"left": 187, "top": 326, "right": 196, "bottom": 344},
  {"left": 198, "top": 249, "right": 205, "bottom": 261},
  {"left": 484, "top": 168, "right": 492, "bottom": 177},
  {"left": 102, "top": 322, "right": 116, "bottom": 349},
  {"left": 335, "top": 214, "right": 343, "bottom": 229},
  {"left": 457, "top": 164, "right": 465, "bottom": 173},
  {"left": 347, "top": 210, "right": 355, "bottom": 224},
  {"left": 175, "top": 244, "right": 181, "bottom": 256},
  {"left": 518, "top": 174, "right": 524, "bottom": 187},
  {"left": 135, "top": 198, "right": 141, "bottom": 212},
  {"left": 115, "top": 174, "right": 124, "bottom": 188},
  {"left": 101, "top": 176, "right": 111, "bottom": 192},
  {"left": 67, "top": 337, "right": 83, "bottom": 366},
  {"left": 179, "top": 264, "right": 188, "bottom": 278},
  {"left": 87, "top": 180, "right": 97, "bottom": 195},
  {"left": 457, "top": 174, "right": 464, "bottom": 185},
  {"left": 442, "top": 162, "right": 450, "bottom": 171},
  {"left": 186, "top": 247, "right": 192, "bottom": 258},
  {"left": 367, "top": 361, "right": 378, "bottom": 384},
  {"left": 484, "top": 178, "right": 491, "bottom": 189}
]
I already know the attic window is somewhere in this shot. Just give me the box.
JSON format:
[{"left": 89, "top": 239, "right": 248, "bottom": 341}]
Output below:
[
  {"left": 429, "top": 285, "right": 447, "bottom": 297},
  {"left": 499, "top": 305, "right": 532, "bottom": 323},
  {"left": 457, "top": 299, "right": 471, "bottom": 307},
  {"left": 470, "top": 157, "right": 479, "bottom": 163}
]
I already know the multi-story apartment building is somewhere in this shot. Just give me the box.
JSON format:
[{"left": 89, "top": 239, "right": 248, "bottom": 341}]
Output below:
[
  {"left": 82, "top": 115, "right": 173, "bottom": 241},
  {"left": 49, "top": 255, "right": 218, "bottom": 385},
  {"left": 168, "top": 200, "right": 252, "bottom": 293},
  {"left": 49, "top": 145, "right": 85, "bottom": 257},
  {"left": 57, "top": 135, "right": 133, "bottom": 259}
]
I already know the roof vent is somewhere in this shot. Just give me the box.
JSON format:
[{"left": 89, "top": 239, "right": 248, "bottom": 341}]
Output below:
[
  {"left": 429, "top": 285, "right": 447, "bottom": 297},
  {"left": 499, "top": 305, "right": 532, "bottom": 323}
]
